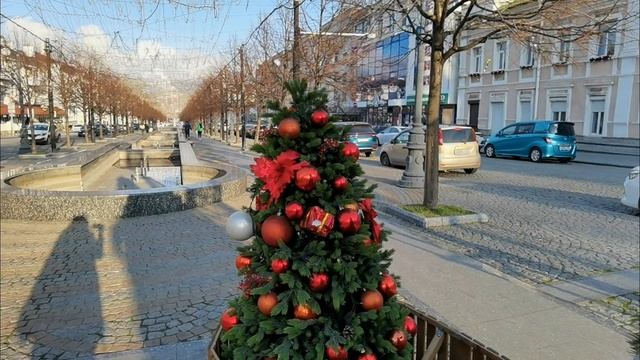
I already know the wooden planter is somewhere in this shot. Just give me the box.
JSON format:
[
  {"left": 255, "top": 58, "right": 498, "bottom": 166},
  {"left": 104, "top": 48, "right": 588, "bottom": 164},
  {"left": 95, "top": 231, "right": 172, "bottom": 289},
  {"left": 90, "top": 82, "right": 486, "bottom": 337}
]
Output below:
[{"left": 208, "top": 300, "right": 509, "bottom": 360}]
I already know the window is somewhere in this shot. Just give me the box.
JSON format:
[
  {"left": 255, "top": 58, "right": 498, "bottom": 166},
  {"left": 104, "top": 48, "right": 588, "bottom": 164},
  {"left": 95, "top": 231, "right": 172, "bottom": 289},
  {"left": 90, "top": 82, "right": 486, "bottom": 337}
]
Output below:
[
  {"left": 549, "top": 122, "right": 575, "bottom": 136},
  {"left": 472, "top": 47, "right": 482, "bottom": 73},
  {"left": 501, "top": 125, "right": 516, "bottom": 135},
  {"left": 590, "top": 99, "right": 605, "bottom": 135},
  {"left": 396, "top": 132, "right": 409, "bottom": 143},
  {"left": 596, "top": 26, "right": 616, "bottom": 57},
  {"left": 558, "top": 38, "right": 571, "bottom": 63},
  {"left": 495, "top": 41, "right": 507, "bottom": 70},
  {"left": 551, "top": 100, "right": 567, "bottom": 122},
  {"left": 515, "top": 124, "right": 534, "bottom": 134},
  {"left": 522, "top": 42, "right": 535, "bottom": 66},
  {"left": 355, "top": 21, "right": 368, "bottom": 33},
  {"left": 519, "top": 99, "right": 532, "bottom": 121}
]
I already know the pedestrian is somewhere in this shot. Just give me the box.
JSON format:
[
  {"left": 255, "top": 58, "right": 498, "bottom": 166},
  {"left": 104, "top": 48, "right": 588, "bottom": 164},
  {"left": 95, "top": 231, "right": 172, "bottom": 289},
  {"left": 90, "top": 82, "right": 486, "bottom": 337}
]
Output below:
[
  {"left": 196, "top": 122, "right": 204, "bottom": 139},
  {"left": 184, "top": 122, "right": 192, "bottom": 139}
]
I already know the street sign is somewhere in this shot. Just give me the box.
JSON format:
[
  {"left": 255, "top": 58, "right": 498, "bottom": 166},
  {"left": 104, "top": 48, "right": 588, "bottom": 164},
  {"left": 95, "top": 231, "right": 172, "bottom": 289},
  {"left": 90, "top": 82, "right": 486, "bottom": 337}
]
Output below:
[{"left": 406, "top": 93, "right": 448, "bottom": 105}]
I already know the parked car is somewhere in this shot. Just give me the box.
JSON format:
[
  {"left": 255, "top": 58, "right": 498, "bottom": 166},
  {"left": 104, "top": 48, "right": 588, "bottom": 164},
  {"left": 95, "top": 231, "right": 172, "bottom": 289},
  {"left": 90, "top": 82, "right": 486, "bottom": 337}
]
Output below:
[
  {"left": 375, "top": 126, "right": 407, "bottom": 145},
  {"left": 77, "top": 126, "right": 87, "bottom": 137},
  {"left": 334, "top": 122, "right": 378, "bottom": 157},
  {"left": 27, "top": 123, "right": 59, "bottom": 145},
  {"left": 621, "top": 166, "right": 640, "bottom": 212},
  {"left": 94, "top": 124, "right": 111, "bottom": 136},
  {"left": 378, "top": 125, "right": 481, "bottom": 174},
  {"left": 69, "top": 124, "right": 83, "bottom": 134},
  {"left": 475, "top": 131, "right": 486, "bottom": 151},
  {"left": 484, "top": 121, "right": 576, "bottom": 163}
]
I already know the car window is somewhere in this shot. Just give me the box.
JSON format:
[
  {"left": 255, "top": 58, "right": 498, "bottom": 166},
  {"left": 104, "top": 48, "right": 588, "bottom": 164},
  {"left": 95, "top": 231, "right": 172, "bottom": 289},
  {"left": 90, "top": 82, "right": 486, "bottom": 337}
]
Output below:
[
  {"left": 515, "top": 124, "right": 534, "bottom": 134},
  {"left": 396, "top": 132, "right": 409, "bottom": 144},
  {"left": 501, "top": 126, "right": 516, "bottom": 135},
  {"left": 549, "top": 122, "right": 575, "bottom": 136},
  {"left": 442, "top": 128, "right": 475, "bottom": 143},
  {"left": 389, "top": 128, "right": 399, "bottom": 133},
  {"left": 34, "top": 124, "right": 48, "bottom": 130},
  {"left": 348, "top": 124, "right": 375, "bottom": 134}
]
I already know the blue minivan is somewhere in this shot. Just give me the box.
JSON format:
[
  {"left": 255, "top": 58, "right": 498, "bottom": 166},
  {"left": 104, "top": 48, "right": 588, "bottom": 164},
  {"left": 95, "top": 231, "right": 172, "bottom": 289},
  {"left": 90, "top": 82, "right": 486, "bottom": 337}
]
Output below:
[
  {"left": 334, "top": 122, "right": 378, "bottom": 157},
  {"left": 484, "top": 121, "right": 576, "bottom": 163}
]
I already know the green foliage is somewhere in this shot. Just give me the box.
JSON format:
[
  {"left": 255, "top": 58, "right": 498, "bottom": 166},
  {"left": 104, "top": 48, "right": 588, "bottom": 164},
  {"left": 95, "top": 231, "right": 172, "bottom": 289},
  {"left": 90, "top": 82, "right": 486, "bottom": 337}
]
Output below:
[
  {"left": 222, "top": 80, "right": 411, "bottom": 359},
  {"left": 401, "top": 204, "right": 473, "bottom": 217}
]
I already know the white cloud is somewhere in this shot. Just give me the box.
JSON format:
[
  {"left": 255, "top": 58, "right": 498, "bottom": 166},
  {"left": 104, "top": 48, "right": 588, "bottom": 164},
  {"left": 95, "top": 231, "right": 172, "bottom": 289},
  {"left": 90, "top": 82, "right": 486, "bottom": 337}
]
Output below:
[
  {"left": 77, "top": 24, "right": 112, "bottom": 54},
  {"left": 3, "top": 17, "right": 64, "bottom": 52}
]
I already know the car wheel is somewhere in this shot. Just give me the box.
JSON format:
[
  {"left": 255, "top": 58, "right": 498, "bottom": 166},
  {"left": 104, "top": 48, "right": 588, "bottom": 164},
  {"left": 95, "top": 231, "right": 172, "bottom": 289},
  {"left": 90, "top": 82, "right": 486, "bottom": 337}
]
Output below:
[
  {"left": 485, "top": 144, "right": 496, "bottom": 158},
  {"left": 380, "top": 153, "right": 391, "bottom": 167},
  {"left": 365, "top": 151, "right": 371, "bottom": 157},
  {"left": 529, "top": 147, "right": 542, "bottom": 163},
  {"left": 464, "top": 168, "right": 478, "bottom": 174}
]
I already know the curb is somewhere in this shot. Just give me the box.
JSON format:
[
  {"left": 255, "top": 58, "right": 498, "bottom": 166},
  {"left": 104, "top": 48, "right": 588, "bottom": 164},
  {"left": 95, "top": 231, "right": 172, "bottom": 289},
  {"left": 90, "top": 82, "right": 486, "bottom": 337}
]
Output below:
[
  {"left": 374, "top": 200, "right": 489, "bottom": 228},
  {"left": 572, "top": 160, "right": 636, "bottom": 169}
]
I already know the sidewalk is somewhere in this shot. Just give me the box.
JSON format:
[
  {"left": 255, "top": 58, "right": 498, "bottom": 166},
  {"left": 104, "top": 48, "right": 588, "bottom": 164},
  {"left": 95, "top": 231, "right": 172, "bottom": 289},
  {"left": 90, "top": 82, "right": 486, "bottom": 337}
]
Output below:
[{"left": 385, "top": 219, "right": 633, "bottom": 360}]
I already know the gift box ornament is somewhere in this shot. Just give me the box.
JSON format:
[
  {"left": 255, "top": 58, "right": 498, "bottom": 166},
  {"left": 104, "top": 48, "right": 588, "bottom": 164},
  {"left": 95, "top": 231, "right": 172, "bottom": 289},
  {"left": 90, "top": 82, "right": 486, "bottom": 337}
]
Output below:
[{"left": 301, "top": 206, "right": 335, "bottom": 237}]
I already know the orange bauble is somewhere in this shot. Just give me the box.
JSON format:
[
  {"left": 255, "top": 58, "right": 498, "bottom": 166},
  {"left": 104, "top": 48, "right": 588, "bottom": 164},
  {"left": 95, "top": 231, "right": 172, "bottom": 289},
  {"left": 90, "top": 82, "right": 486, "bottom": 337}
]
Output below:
[
  {"left": 378, "top": 274, "right": 398, "bottom": 298},
  {"left": 257, "top": 292, "right": 278, "bottom": 316},
  {"left": 235, "top": 255, "right": 252, "bottom": 270},
  {"left": 361, "top": 289, "right": 384, "bottom": 311},
  {"left": 261, "top": 215, "right": 294, "bottom": 247},
  {"left": 293, "top": 304, "right": 317, "bottom": 320},
  {"left": 278, "top": 118, "right": 301, "bottom": 139}
]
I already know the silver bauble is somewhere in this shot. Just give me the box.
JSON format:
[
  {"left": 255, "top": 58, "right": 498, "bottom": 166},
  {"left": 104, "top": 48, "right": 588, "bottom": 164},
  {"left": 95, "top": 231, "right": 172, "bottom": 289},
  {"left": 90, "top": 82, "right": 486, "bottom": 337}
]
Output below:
[{"left": 226, "top": 211, "right": 254, "bottom": 241}]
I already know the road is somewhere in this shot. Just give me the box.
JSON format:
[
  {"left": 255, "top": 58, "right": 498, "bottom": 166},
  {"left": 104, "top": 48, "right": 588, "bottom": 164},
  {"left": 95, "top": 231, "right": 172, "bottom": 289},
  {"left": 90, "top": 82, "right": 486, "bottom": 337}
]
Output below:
[{"left": 0, "top": 137, "right": 20, "bottom": 161}]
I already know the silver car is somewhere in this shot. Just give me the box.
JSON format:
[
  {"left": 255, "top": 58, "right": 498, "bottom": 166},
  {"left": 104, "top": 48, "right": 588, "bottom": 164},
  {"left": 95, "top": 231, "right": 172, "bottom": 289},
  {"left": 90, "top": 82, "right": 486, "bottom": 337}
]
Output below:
[
  {"left": 378, "top": 125, "right": 481, "bottom": 174},
  {"left": 375, "top": 126, "right": 407, "bottom": 145}
]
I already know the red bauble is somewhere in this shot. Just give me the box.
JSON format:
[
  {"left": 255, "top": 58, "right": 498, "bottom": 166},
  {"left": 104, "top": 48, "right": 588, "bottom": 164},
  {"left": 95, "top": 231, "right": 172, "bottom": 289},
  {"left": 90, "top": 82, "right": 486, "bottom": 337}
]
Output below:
[
  {"left": 325, "top": 346, "right": 348, "bottom": 360},
  {"left": 278, "top": 118, "right": 301, "bottom": 139},
  {"left": 358, "top": 354, "right": 377, "bottom": 360},
  {"left": 271, "top": 258, "right": 290, "bottom": 274},
  {"left": 221, "top": 308, "right": 239, "bottom": 331},
  {"left": 309, "top": 273, "right": 330, "bottom": 292},
  {"left": 310, "top": 109, "right": 330, "bottom": 127},
  {"left": 293, "top": 304, "right": 317, "bottom": 320},
  {"left": 404, "top": 316, "right": 417, "bottom": 336},
  {"left": 235, "top": 255, "right": 252, "bottom": 270},
  {"left": 261, "top": 215, "right": 294, "bottom": 247},
  {"left": 361, "top": 290, "right": 384, "bottom": 311},
  {"left": 295, "top": 167, "right": 320, "bottom": 191},
  {"left": 342, "top": 142, "right": 359, "bottom": 160},
  {"left": 378, "top": 274, "right": 398, "bottom": 298},
  {"left": 258, "top": 293, "right": 278, "bottom": 316},
  {"left": 285, "top": 202, "right": 304, "bottom": 220},
  {"left": 337, "top": 209, "right": 361, "bottom": 234},
  {"left": 389, "top": 329, "right": 408, "bottom": 350},
  {"left": 333, "top": 176, "right": 348, "bottom": 191}
]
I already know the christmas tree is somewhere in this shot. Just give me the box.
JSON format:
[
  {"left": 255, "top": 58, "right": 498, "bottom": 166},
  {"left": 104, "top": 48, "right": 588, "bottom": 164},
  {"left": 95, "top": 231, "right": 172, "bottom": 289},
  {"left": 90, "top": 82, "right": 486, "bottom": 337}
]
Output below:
[{"left": 222, "top": 81, "right": 415, "bottom": 360}]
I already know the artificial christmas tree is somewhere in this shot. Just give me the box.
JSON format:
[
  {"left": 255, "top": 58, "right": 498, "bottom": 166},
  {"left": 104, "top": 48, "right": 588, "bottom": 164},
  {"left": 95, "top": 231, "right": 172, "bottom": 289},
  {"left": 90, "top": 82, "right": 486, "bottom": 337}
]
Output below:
[{"left": 221, "top": 81, "right": 411, "bottom": 359}]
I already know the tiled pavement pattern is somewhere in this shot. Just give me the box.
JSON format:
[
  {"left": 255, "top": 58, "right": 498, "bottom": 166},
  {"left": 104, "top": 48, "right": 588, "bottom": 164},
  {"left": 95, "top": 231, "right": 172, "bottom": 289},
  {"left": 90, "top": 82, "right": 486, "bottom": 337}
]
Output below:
[
  {"left": 0, "top": 203, "right": 242, "bottom": 359},
  {"left": 581, "top": 292, "right": 640, "bottom": 335}
]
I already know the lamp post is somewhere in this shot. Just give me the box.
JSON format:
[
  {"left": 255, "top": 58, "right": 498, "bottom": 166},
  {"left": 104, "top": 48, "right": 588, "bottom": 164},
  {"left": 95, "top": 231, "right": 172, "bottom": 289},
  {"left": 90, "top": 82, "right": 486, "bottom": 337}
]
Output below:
[
  {"left": 45, "top": 38, "right": 56, "bottom": 151},
  {"left": 399, "top": 28, "right": 426, "bottom": 188}
]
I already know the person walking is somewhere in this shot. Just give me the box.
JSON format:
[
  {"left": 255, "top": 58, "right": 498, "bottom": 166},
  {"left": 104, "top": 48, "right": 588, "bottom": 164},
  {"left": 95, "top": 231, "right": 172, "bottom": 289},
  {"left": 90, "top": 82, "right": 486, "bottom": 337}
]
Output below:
[
  {"left": 184, "top": 122, "right": 192, "bottom": 139},
  {"left": 196, "top": 122, "right": 204, "bottom": 139}
]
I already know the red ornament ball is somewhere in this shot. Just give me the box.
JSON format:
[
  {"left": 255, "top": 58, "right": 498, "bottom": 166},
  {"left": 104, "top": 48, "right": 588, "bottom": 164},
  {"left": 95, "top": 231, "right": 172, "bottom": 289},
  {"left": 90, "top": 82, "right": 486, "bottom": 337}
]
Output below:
[
  {"left": 361, "top": 289, "right": 384, "bottom": 311},
  {"left": 358, "top": 354, "right": 377, "bottom": 360},
  {"left": 309, "top": 272, "right": 330, "bottom": 292},
  {"left": 285, "top": 202, "right": 304, "bottom": 220},
  {"left": 342, "top": 142, "right": 359, "bottom": 160},
  {"left": 271, "top": 258, "right": 290, "bottom": 274},
  {"left": 337, "top": 209, "right": 361, "bottom": 234},
  {"left": 221, "top": 308, "right": 239, "bottom": 331},
  {"left": 310, "top": 109, "right": 330, "bottom": 127},
  {"left": 325, "top": 346, "right": 348, "bottom": 360},
  {"left": 378, "top": 274, "right": 398, "bottom": 298},
  {"left": 235, "top": 255, "right": 252, "bottom": 270},
  {"left": 389, "top": 329, "right": 408, "bottom": 350},
  {"left": 257, "top": 292, "right": 278, "bottom": 316},
  {"left": 278, "top": 117, "right": 301, "bottom": 139},
  {"left": 333, "top": 176, "right": 349, "bottom": 191},
  {"left": 293, "top": 304, "right": 317, "bottom": 320},
  {"left": 261, "top": 215, "right": 294, "bottom": 247},
  {"left": 404, "top": 316, "right": 417, "bottom": 336},
  {"left": 295, "top": 167, "right": 320, "bottom": 191}
]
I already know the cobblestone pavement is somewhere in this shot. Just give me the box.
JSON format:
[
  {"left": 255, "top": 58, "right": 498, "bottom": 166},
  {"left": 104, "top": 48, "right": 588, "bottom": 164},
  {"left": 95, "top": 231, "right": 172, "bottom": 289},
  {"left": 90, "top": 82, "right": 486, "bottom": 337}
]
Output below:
[
  {"left": 0, "top": 202, "right": 242, "bottom": 359},
  {"left": 580, "top": 292, "right": 640, "bottom": 335}
]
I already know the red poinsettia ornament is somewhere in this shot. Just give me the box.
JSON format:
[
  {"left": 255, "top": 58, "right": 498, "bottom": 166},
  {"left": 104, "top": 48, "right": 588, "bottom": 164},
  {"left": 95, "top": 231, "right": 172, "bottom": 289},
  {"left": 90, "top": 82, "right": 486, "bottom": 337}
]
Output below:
[
  {"left": 251, "top": 150, "right": 309, "bottom": 204},
  {"left": 360, "top": 198, "right": 382, "bottom": 244}
]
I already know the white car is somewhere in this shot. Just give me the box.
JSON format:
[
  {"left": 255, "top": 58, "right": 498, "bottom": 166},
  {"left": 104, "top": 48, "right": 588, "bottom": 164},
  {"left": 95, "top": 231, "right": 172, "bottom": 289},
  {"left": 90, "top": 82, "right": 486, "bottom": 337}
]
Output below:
[
  {"left": 375, "top": 126, "right": 407, "bottom": 145},
  {"left": 70, "top": 124, "right": 83, "bottom": 134},
  {"left": 621, "top": 166, "right": 640, "bottom": 211},
  {"left": 27, "top": 123, "right": 59, "bottom": 145}
]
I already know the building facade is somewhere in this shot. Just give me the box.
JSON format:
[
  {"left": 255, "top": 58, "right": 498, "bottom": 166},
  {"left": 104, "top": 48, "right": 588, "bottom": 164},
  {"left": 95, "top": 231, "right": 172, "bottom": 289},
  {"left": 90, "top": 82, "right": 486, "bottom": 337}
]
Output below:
[{"left": 455, "top": 0, "right": 639, "bottom": 138}]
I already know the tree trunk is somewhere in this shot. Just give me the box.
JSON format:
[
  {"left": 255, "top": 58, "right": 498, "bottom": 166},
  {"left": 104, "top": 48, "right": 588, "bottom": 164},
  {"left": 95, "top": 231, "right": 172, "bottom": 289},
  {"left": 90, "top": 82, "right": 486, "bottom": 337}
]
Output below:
[
  {"left": 89, "top": 108, "right": 96, "bottom": 143},
  {"left": 112, "top": 112, "right": 118, "bottom": 137},
  {"left": 83, "top": 108, "right": 89, "bottom": 143},
  {"left": 98, "top": 113, "right": 104, "bottom": 140},
  {"left": 125, "top": 113, "right": 129, "bottom": 134},
  {"left": 64, "top": 112, "right": 71, "bottom": 147},
  {"left": 255, "top": 110, "right": 262, "bottom": 143},
  {"left": 424, "top": 34, "right": 445, "bottom": 209}
]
